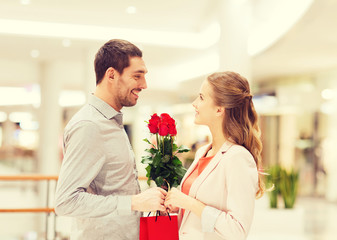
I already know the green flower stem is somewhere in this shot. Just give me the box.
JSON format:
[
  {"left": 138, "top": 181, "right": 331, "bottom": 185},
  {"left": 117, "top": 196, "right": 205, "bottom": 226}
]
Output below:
[
  {"left": 171, "top": 137, "right": 173, "bottom": 160},
  {"left": 162, "top": 136, "right": 164, "bottom": 155},
  {"left": 156, "top": 133, "right": 159, "bottom": 151}
]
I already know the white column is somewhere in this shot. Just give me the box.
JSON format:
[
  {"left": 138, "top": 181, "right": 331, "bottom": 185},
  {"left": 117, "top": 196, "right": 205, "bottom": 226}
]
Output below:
[
  {"left": 218, "top": 0, "right": 252, "bottom": 79},
  {"left": 84, "top": 48, "right": 98, "bottom": 96},
  {"left": 1, "top": 119, "right": 16, "bottom": 147},
  {"left": 323, "top": 102, "right": 337, "bottom": 201},
  {"left": 36, "top": 61, "right": 63, "bottom": 238},
  {"left": 278, "top": 114, "right": 297, "bottom": 170},
  {"left": 38, "top": 61, "right": 62, "bottom": 175}
]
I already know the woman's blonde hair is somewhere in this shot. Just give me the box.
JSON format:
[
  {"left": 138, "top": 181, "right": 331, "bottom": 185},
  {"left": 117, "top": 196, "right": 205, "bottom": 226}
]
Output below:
[{"left": 207, "top": 71, "right": 265, "bottom": 198}]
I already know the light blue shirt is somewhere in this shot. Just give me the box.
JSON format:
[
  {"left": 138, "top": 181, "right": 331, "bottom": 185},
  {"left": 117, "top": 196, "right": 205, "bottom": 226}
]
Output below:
[{"left": 55, "top": 94, "right": 141, "bottom": 240}]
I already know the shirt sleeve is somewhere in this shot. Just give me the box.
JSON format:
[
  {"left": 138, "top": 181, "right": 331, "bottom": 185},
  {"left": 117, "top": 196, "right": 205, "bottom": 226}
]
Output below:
[
  {"left": 200, "top": 150, "right": 258, "bottom": 240},
  {"left": 54, "top": 120, "right": 132, "bottom": 218}
]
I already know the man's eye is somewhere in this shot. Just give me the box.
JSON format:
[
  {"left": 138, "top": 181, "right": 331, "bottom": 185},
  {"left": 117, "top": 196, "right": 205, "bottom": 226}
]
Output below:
[{"left": 134, "top": 75, "right": 141, "bottom": 79}]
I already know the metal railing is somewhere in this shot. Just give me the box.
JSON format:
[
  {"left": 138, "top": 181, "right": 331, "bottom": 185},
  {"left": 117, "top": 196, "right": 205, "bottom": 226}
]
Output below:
[
  {"left": 0, "top": 175, "right": 148, "bottom": 239},
  {"left": 0, "top": 175, "right": 58, "bottom": 239}
]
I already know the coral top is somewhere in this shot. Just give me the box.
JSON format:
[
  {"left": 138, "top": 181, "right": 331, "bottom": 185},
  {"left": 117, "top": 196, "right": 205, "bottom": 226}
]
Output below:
[{"left": 181, "top": 155, "right": 214, "bottom": 216}]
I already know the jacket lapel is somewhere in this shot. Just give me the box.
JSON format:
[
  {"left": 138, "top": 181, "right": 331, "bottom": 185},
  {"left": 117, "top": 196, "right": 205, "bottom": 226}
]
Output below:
[
  {"left": 179, "top": 141, "right": 233, "bottom": 230},
  {"left": 189, "top": 141, "right": 233, "bottom": 198},
  {"left": 180, "top": 144, "right": 212, "bottom": 188},
  {"left": 178, "top": 144, "right": 211, "bottom": 229}
]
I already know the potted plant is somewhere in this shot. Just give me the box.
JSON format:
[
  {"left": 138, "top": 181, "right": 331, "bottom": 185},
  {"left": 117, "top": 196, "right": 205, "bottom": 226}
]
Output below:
[
  {"left": 266, "top": 165, "right": 281, "bottom": 208},
  {"left": 251, "top": 166, "right": 303, "bottom": 236},
  {"left": 279, "top": 168, "right": 299, "bottom": 208},
  {"left": 265, "top": 165, "right": 299, "bottom": 209}
]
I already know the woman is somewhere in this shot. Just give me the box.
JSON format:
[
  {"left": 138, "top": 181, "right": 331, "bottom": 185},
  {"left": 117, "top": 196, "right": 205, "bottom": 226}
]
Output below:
[{"left": 165, "top": 71, "right": 264, "bottom": 240}]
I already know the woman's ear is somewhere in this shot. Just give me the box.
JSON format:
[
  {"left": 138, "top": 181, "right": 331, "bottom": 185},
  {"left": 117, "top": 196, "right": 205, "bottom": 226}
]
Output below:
[{"left": 215, "top": 106, "right": 225, "bottom": 117}]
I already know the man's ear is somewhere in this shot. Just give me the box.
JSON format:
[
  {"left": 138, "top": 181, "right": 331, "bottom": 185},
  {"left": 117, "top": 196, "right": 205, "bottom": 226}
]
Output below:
[{"left": 105, "top": 67, "right": 116, "bottom": 81}]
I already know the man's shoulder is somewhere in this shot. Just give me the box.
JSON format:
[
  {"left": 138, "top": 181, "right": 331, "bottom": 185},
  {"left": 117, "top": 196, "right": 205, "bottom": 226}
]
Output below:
[{"left": 65, "top": 104, "right": 99, "bottom": 130}]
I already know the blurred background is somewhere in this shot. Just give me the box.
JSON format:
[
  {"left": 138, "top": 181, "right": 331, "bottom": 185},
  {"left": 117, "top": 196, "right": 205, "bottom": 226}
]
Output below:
[{"left": 0, "top": 0, "right": 337, "bottom": 239}]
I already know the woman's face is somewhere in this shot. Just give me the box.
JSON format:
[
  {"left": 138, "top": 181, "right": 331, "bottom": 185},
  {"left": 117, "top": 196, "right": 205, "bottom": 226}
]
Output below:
[{"left": 192, "top": 80, "right": 219, "bottom": 126}]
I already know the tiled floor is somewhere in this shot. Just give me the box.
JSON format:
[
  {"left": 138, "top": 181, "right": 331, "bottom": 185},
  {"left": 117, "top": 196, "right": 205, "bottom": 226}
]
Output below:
[{"left": 1, "top": 163, "right": 337, "bottom": 240}]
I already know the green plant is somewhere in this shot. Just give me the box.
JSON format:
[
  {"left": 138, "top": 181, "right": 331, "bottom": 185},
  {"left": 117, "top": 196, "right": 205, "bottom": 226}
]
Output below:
[
  {"left": 279, "top": 168, "right": 299, "bottom": 208},
  {"left": 266, "top": 165, "right": 299, "bottom": 209},
  {"left": 266, "top": 165, "right": 281, "bottom": 208}
]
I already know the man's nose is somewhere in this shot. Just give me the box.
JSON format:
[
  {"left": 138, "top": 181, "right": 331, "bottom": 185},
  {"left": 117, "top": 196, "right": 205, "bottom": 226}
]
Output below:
[{"left": 141, "top": 78, "right": 147, "bottom": 89}]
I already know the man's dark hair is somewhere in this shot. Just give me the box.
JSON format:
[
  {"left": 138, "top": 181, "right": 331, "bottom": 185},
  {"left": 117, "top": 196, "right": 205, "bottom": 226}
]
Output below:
[{"left": 94, "top": 39, "right": 142, "bottom": 85}]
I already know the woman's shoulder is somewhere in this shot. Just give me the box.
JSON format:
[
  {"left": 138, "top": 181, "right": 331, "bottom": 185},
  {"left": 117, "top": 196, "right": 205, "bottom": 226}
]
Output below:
[
  {"left": 228, "top": 143, "right": 250, "bottom": 154},
  {"left": 224, "top": 144, "right": 257, "bottom": 168}
]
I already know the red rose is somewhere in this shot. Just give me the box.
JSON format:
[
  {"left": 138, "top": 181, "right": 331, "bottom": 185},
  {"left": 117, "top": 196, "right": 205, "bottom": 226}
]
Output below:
[
  {"left": 160, "top": 113, "right": 171, "bottom": 120},
  {"left": 148, "top": 113, "right": 177, "bottom": 136},
  {"left": 161, "top": 113, "right": 174, "bottom": 123},
  {"left": 148, "top": 123, "right": 158, "bottom": 134},
  {"left": 148, "top": 114, "right": 160, "bottom": 134},
  {"left": 158, "top": 122, "right": 169, "bottom": 136},
  {"left": 168, "top": 123, "right": 177, "bottom": 136},
  {"left": 160, "top": 113, "right": 176, "bottom": 136}
]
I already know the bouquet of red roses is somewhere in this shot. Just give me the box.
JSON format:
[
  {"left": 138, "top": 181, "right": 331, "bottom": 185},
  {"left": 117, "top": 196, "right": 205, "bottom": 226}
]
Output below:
[{"left": 142, "top": 113, "right": 189, "bottom": 189}]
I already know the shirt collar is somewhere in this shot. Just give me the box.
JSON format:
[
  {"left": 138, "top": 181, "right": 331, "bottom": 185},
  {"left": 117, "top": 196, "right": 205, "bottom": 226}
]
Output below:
[{"left": 88, "top": 94, "right": 123, "bottom": 125}]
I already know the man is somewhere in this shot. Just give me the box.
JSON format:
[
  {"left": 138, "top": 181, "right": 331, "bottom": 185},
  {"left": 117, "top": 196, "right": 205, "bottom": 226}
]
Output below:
[{"left": 55, "top": 39, "right": 167, "bottom": 240}]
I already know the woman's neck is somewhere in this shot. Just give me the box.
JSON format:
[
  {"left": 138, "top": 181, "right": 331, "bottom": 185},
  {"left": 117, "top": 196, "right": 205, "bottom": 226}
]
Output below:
[{"left": 208, "top": 125, "right": 227, "bottom": 157}]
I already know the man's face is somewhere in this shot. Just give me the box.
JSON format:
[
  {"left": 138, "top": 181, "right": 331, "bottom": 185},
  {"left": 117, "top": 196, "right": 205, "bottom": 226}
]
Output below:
[{"left": 115, "top": 57, "right": 148, "bottom": 109}]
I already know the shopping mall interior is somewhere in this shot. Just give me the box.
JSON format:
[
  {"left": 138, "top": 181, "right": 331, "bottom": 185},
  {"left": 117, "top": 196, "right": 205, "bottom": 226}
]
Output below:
[{"left": 0, "top": 0, "right": 337, "bottom": 239}]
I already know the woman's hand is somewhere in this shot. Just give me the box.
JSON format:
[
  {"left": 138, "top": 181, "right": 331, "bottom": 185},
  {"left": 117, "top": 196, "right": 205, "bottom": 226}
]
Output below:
[
  {"left": 165, "top": 187, "right": 206, "bottom": 217},
  {"left": 164, "top": 187, "right": 190, "bottom": 211}
]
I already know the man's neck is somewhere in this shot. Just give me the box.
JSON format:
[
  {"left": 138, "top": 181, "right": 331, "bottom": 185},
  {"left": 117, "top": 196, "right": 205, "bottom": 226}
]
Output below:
[{"left": 94, "top": 87, "right": 122, "bottom": 112}]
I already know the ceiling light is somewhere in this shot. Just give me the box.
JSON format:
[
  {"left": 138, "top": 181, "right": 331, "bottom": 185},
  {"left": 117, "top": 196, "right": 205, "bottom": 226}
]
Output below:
[
  {"left": 320, "top": 101, "right": 337, "bottom": 115},
  {"left": 0, "top": 112, "right": 7, "bottom": 122},
  {"left": 20, "top": 120, "right": 39, "bottom": 130},
  {"left": 0, "top": 86, "right": 40, "bottom": 106},
  {"left": 9, "top": 112, "right": 33, "bottom": 123},
  {"left": 30, "top": 49, "right": 40, "bottom": 58},
  {"left": 0, "top": 19, "right": 220, "bottom": 49},
  {"left": 321, "top": 89, "right": 337, "bottom": 100},
  {"left": 20, "top": 0, "right": 31, "bottom": 5},
  {"left": 168, "top": 52, "right": 219, "bottom": 83},
  {"left": 62, "top": 39, "right": 71, "bottom": 47},
  {"left": 126, "top": 6, "right": 137, "bottom": 14}
]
